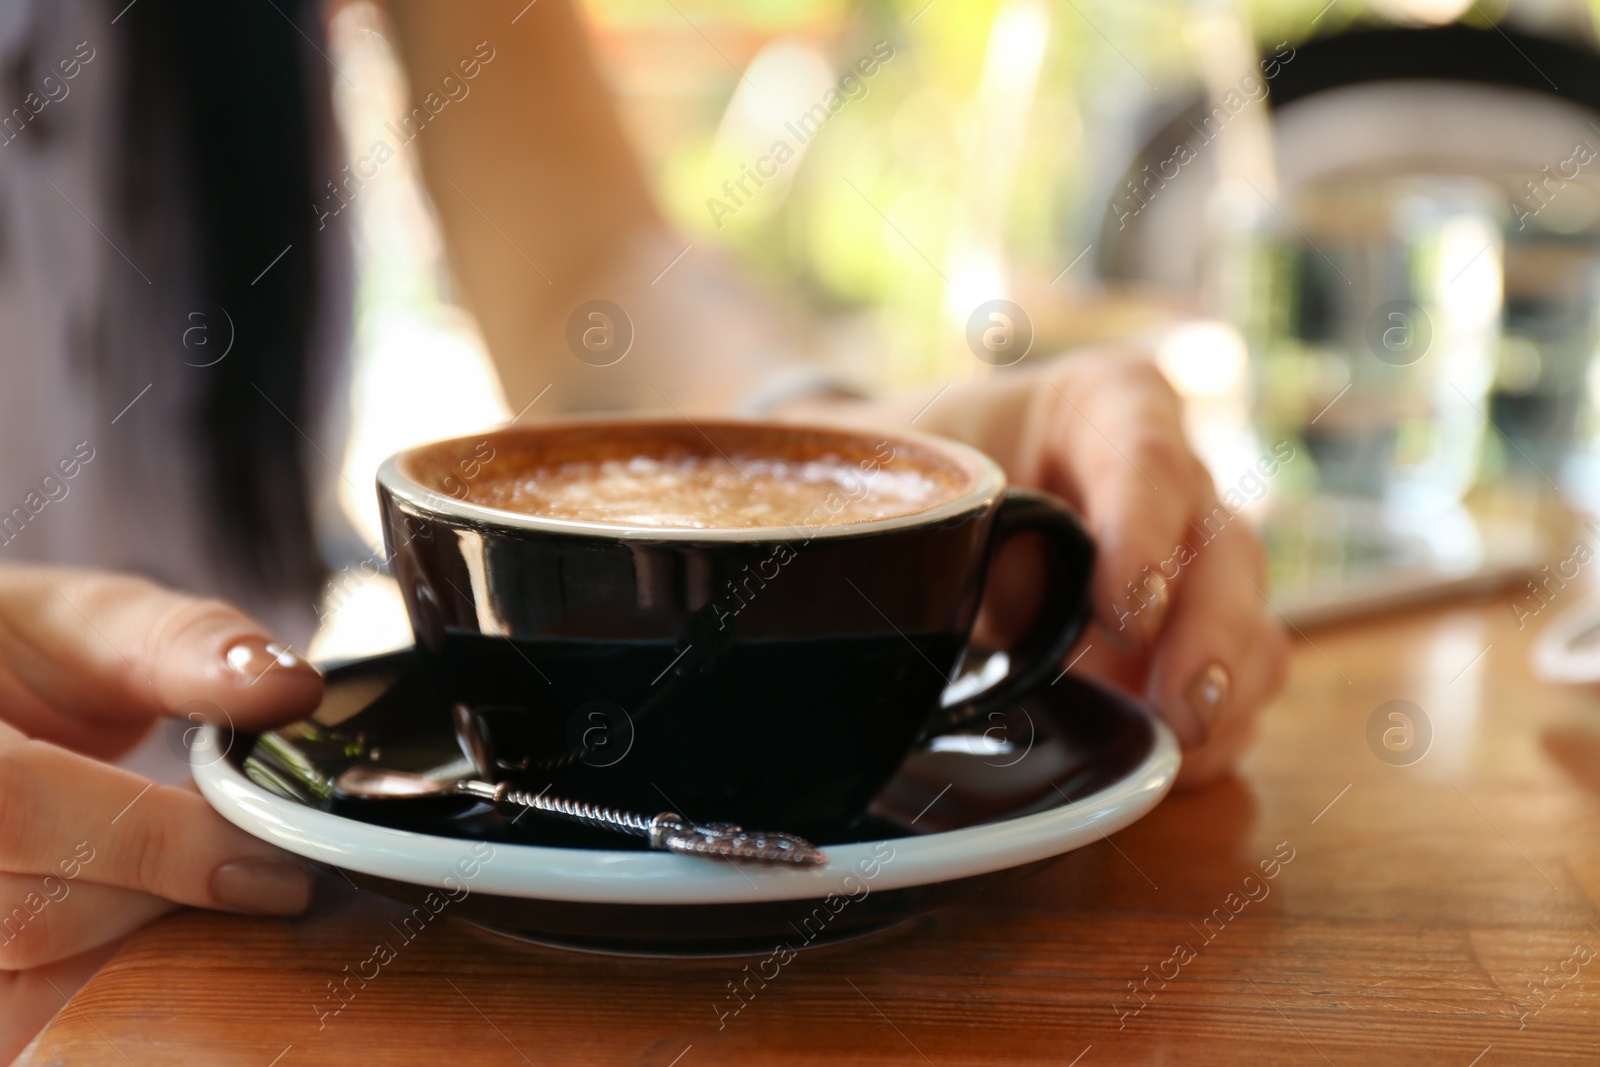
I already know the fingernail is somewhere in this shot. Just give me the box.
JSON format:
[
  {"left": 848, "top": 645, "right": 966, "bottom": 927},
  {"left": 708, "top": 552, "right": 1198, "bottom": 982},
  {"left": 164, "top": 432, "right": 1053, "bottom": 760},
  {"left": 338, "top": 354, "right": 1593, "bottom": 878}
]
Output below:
[
  {"left": 211, "top": 858, "right": 315, "bottom": 915},
  {"left": 1139, "top": 574, "right": 1170, "bottom": 644},
  {"left": 225, "top": 637, "right": 316, "bottom": 684},
  {"left": 1109, "top": 571, "right": 1169, "bottom": 651},
  {"left": 1183, "top": 661, "right": 1231, "bottom": 744}
]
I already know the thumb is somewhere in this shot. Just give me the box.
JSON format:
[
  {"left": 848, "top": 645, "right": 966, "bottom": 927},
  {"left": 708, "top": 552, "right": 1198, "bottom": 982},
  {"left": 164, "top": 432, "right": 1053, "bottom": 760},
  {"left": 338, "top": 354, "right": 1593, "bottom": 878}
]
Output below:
[{"left": 0, "top": 567, "right": 323, "bottom": 754}]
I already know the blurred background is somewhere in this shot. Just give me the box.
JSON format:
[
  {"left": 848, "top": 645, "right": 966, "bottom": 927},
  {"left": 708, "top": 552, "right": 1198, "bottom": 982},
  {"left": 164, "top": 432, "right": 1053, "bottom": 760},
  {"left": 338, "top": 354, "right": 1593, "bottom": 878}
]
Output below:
[{"left": 312, "top": 0, "right": 1600, "bottom": 665}]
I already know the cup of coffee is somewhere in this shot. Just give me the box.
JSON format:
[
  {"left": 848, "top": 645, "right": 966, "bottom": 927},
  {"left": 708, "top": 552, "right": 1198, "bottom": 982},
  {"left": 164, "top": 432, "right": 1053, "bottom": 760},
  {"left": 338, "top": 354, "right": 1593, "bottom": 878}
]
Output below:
[{"left": 376, "top": 418, "right": 1094, "bottom": 834}]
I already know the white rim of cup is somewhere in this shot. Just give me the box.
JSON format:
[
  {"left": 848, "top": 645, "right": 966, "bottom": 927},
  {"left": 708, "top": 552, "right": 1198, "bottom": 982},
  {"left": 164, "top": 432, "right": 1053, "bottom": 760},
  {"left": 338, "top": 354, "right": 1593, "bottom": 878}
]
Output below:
[
  {"left": 375, "top": 415, "right": 1009, "bottom": 543},
  {"left": 192, "top": 716, "right": 1180, "bottom": 905}
]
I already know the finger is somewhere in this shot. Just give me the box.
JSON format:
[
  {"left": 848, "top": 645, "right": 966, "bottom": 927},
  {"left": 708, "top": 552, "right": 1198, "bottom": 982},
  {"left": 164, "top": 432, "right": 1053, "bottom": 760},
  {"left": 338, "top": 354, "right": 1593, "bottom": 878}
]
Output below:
[
  {"left": 1044, "top": 624, "right": 1265, "bottom": 785},
  {"left": 0, "top": 567, "right": 322, "bottom": 753},
  {"left": 0, "top": 737, "right": 314, "bottom": 916},
  {"left": 1050, "top": 626, "right": 1146, "bottom": 697},
  {"left": 1174, "top": 606, "right": 1286, "bottom": 788},
  {"left": 0, "top": 875, "right": 175, "bottom": 972},
  {"left": 1142, "top": 518, "right": 1288, "bottom": 752},
  {"left": 1173, "top": 674, "right": 1263, "bottom": 788},
  {"left": 1180, "top": 618, "right": 1287, "bottom": 785},
  {"left": 1064, "top": 595, "right": 1279, "bottom": 786},
  {"left": 1038, "top": 358, "right": 1217, "bottom": 651}
]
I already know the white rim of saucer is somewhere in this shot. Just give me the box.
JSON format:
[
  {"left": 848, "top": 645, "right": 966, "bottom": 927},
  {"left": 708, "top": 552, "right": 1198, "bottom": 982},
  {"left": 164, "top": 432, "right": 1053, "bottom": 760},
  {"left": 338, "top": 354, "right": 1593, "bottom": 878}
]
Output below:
[
  {"left": 192, "top": 716, "right": 1180, "bottom": 906},
  {"left": 374, "top": 416, "right": 1009, "bottom": 543}
]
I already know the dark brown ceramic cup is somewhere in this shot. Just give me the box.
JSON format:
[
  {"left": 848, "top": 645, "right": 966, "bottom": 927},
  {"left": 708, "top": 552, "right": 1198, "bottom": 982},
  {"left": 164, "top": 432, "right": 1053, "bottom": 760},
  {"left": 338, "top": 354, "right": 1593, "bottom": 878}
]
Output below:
[{"left": 376, "top": 418, "right": 1094, "bottom": 834}]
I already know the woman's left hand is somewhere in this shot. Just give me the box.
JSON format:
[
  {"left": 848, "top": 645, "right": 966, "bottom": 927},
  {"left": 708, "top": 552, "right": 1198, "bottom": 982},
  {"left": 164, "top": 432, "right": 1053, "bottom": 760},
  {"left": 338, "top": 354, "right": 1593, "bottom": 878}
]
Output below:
[
  {"left": 928, "top": 352, "right": 1290, "bottom": 786},
  {"left": 799, "top": 350, "right": 1290, "bottom": 787}
]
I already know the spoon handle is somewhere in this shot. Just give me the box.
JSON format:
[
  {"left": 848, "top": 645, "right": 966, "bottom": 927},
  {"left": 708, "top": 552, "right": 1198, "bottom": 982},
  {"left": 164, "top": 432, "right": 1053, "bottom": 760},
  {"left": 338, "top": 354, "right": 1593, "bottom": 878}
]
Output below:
[
  {"left": 464, "top": 780, "right": 656, "bottom": 835},
  {"left": 460, "top": 781, "right": 826, "bottom": 866}
]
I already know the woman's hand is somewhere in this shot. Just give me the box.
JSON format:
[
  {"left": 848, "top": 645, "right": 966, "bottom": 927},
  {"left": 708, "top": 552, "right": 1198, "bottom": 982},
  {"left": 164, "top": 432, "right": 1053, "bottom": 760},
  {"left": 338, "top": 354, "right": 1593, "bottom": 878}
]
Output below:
[
  {"left": 794, "top": 351, "right": 1289, "bottom": 786},
  {"left": 0, "top": 567, "right": 323, "bottom": 1061}
]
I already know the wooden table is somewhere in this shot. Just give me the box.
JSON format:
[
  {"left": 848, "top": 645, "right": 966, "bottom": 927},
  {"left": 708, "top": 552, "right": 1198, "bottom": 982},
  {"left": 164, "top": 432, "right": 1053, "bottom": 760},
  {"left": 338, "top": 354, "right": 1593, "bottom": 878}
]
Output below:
[{"left": 20, "top": 595, "right": 1600, "bottom": 1065}]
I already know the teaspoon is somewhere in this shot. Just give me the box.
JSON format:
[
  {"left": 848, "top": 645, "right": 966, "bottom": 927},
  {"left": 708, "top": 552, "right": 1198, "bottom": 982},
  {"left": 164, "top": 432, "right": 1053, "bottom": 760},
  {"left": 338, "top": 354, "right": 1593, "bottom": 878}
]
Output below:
[{"left": 332, "top": 764, "right": 828, "bottom": 867}]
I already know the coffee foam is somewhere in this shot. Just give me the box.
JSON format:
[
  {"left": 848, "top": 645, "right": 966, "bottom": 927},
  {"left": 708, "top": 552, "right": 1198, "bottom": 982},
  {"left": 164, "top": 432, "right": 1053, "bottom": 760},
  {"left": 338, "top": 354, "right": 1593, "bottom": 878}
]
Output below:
[{"left": 400, "top": 421, "right": 977, "bottom": 532}]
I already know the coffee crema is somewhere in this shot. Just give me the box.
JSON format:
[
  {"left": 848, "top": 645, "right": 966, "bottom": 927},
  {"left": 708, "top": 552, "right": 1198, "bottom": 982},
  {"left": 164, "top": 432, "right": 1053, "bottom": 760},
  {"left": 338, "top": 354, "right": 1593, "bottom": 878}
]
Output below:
[
  {"left": 400, "top": 421, "right": 977, "bottom": 532},
  {"left": 469, "top": 452, "right": 951, "bottom": 529}
]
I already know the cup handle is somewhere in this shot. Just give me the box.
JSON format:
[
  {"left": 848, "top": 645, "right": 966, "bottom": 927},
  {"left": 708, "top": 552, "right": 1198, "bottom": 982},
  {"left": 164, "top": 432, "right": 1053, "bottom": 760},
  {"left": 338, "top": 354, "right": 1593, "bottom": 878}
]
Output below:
[{"left": 926, "top": 487, "right": 1095, "bottom": 735}]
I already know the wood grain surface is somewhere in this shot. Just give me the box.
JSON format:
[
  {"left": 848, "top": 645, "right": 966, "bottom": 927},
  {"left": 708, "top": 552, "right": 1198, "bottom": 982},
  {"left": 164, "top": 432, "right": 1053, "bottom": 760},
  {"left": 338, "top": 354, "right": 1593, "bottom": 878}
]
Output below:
[{"left": 19, "top": 595, "right": 1600, "bottom": 1066}]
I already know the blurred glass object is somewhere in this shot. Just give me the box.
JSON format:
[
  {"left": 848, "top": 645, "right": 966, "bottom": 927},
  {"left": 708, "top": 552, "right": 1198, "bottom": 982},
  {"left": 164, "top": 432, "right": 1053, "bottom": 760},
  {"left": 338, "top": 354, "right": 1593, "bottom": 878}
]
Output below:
[
  {"left": 1496, "top": 226, "right": 1600, "bottom": 490},
  {"left": 1227, "top": 176, "right": 1503, "bottom": 511}
]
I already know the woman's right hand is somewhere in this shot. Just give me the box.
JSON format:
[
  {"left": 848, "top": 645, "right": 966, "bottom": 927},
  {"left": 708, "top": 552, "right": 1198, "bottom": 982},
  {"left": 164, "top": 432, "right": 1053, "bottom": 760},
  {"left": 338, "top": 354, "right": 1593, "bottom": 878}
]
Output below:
[{"left": 0, "top": 566, "right": 324, "bottom": 1060}]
